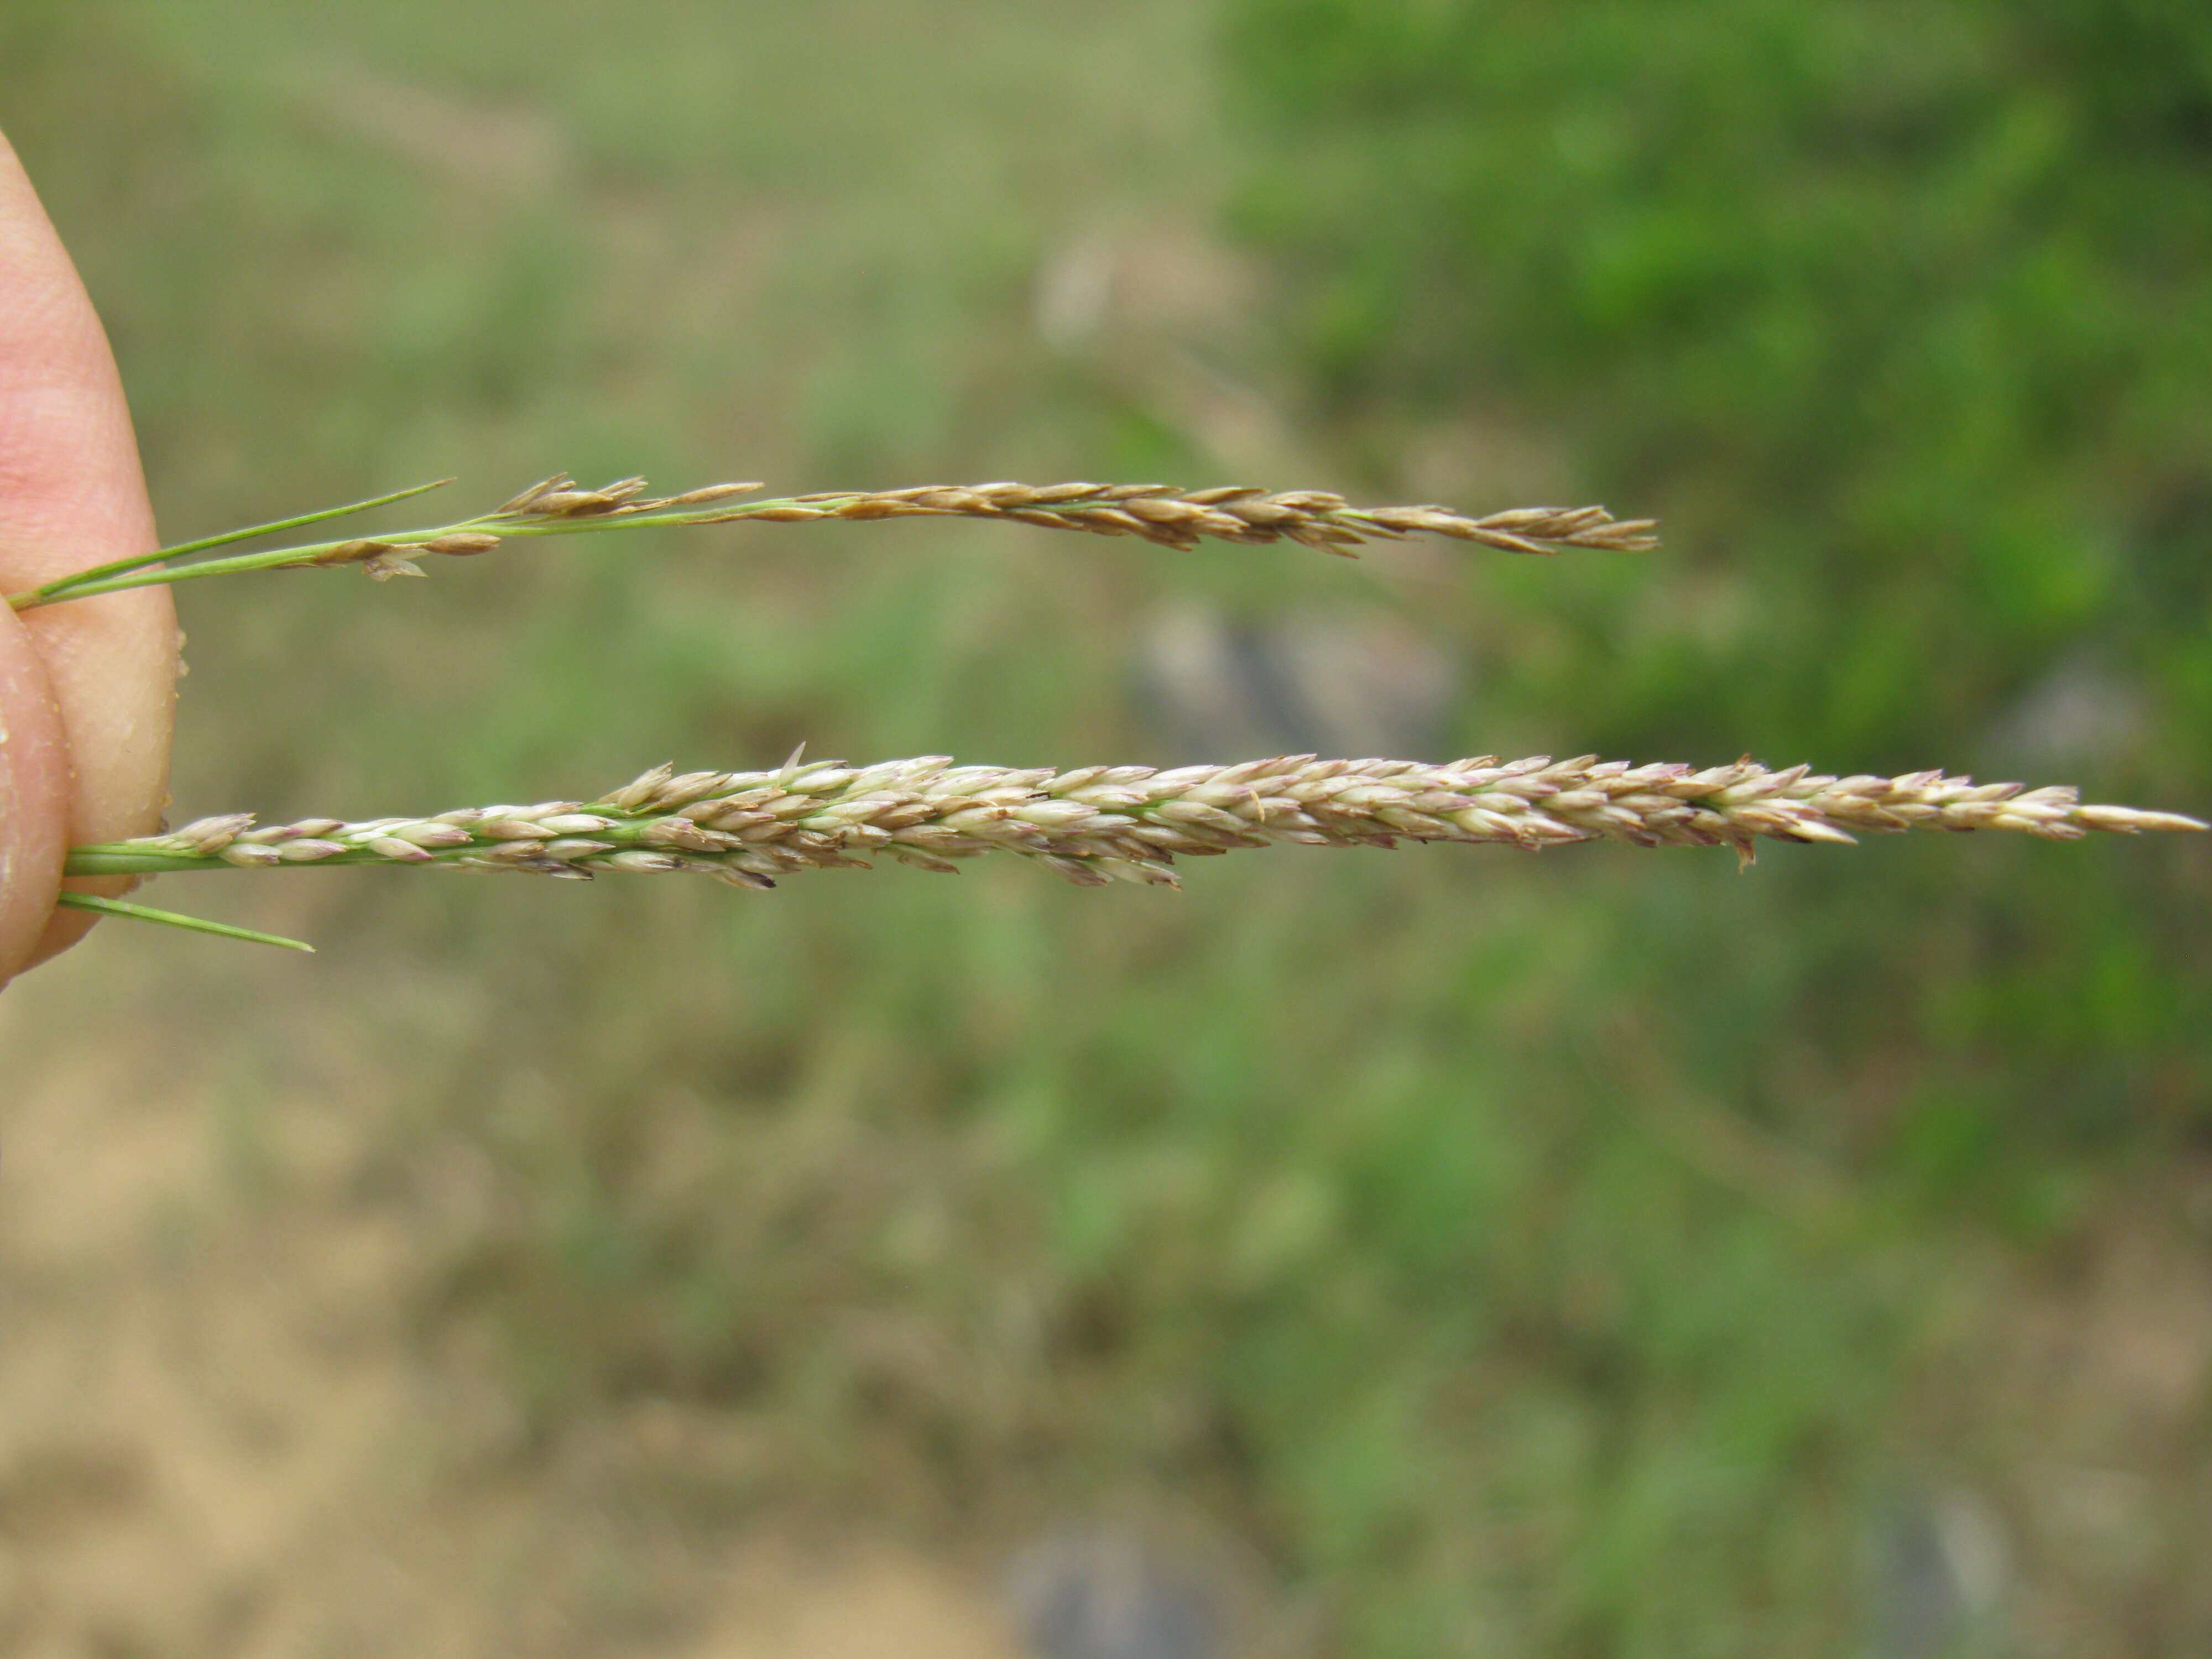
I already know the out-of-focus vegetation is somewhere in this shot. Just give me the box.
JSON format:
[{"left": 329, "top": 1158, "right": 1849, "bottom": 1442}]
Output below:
[
  {"left": 1215, "top": 1, "right": 2212, "bottom": 1650},
  {"left": 2, "top": 2, "right": 2208, "bottom": 1656}
]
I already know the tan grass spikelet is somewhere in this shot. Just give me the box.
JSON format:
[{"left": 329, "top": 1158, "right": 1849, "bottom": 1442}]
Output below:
[
  {"left": 88, "top": 753, "right": 2204, "bottom": 890},
  {"left": 36, "top": 468, "right": 2205, "bottom": 952},
  {"left": 489, "top": 476, "right": 1660, "bottom": 557}
]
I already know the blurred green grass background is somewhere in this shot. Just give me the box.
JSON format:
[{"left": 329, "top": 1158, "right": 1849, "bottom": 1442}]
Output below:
[{"left": 4, "top": 2, "right": 2210, "bottom": 1655}]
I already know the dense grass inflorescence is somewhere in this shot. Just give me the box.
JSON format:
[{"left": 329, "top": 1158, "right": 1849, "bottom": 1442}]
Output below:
[{"left": 72, "top": 751, "right": 2206, "bottom": 888}]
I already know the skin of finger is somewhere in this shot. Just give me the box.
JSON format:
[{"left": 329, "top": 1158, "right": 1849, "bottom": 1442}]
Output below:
[
  {"left": 0, "top": 131, "right": 179, "bottom": 971},
  {"left": 0, "top": 603, "right": 72, "bottom": 982}
]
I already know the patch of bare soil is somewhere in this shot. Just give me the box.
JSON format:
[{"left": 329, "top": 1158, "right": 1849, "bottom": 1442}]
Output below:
[{"left": 0, "top": 973, "right": 1024, "bottom": 1659}]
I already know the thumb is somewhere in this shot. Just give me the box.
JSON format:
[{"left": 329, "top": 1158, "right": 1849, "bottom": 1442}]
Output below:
[{"left": 0, "top": 129, "right": 177, "bottom": 984}]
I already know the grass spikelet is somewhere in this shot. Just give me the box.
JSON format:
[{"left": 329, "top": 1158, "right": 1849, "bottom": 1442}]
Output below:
[
  {"left": 6, "top": 473, "right": 1656, "bottom": 611},
  {"left": 64, "top": 754, "right": 2206, "bottom": 890},
  {"left": 20, "top": 468, "right": 2198, "bottom": 951}
]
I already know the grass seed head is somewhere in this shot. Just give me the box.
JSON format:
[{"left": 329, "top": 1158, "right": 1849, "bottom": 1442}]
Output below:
[{"left": 88, "top": 754, "right": 2204, "bottom": 890}]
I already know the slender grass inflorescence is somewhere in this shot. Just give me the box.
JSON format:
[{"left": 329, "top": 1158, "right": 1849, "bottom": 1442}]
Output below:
[
  {"left": 5, "top": 474, "right": 1658, "bottom": 611},
  {"left": 19, "top": 469, "right": 2199, "bottom": 949},
  {"left": 66, "top": 753, "right": 2206, "bottom": 893}
]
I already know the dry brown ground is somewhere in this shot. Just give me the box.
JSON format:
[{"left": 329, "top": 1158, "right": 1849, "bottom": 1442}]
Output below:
[{"left": 0, "top": 951, "right": 1034, "bottom": 1659}]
